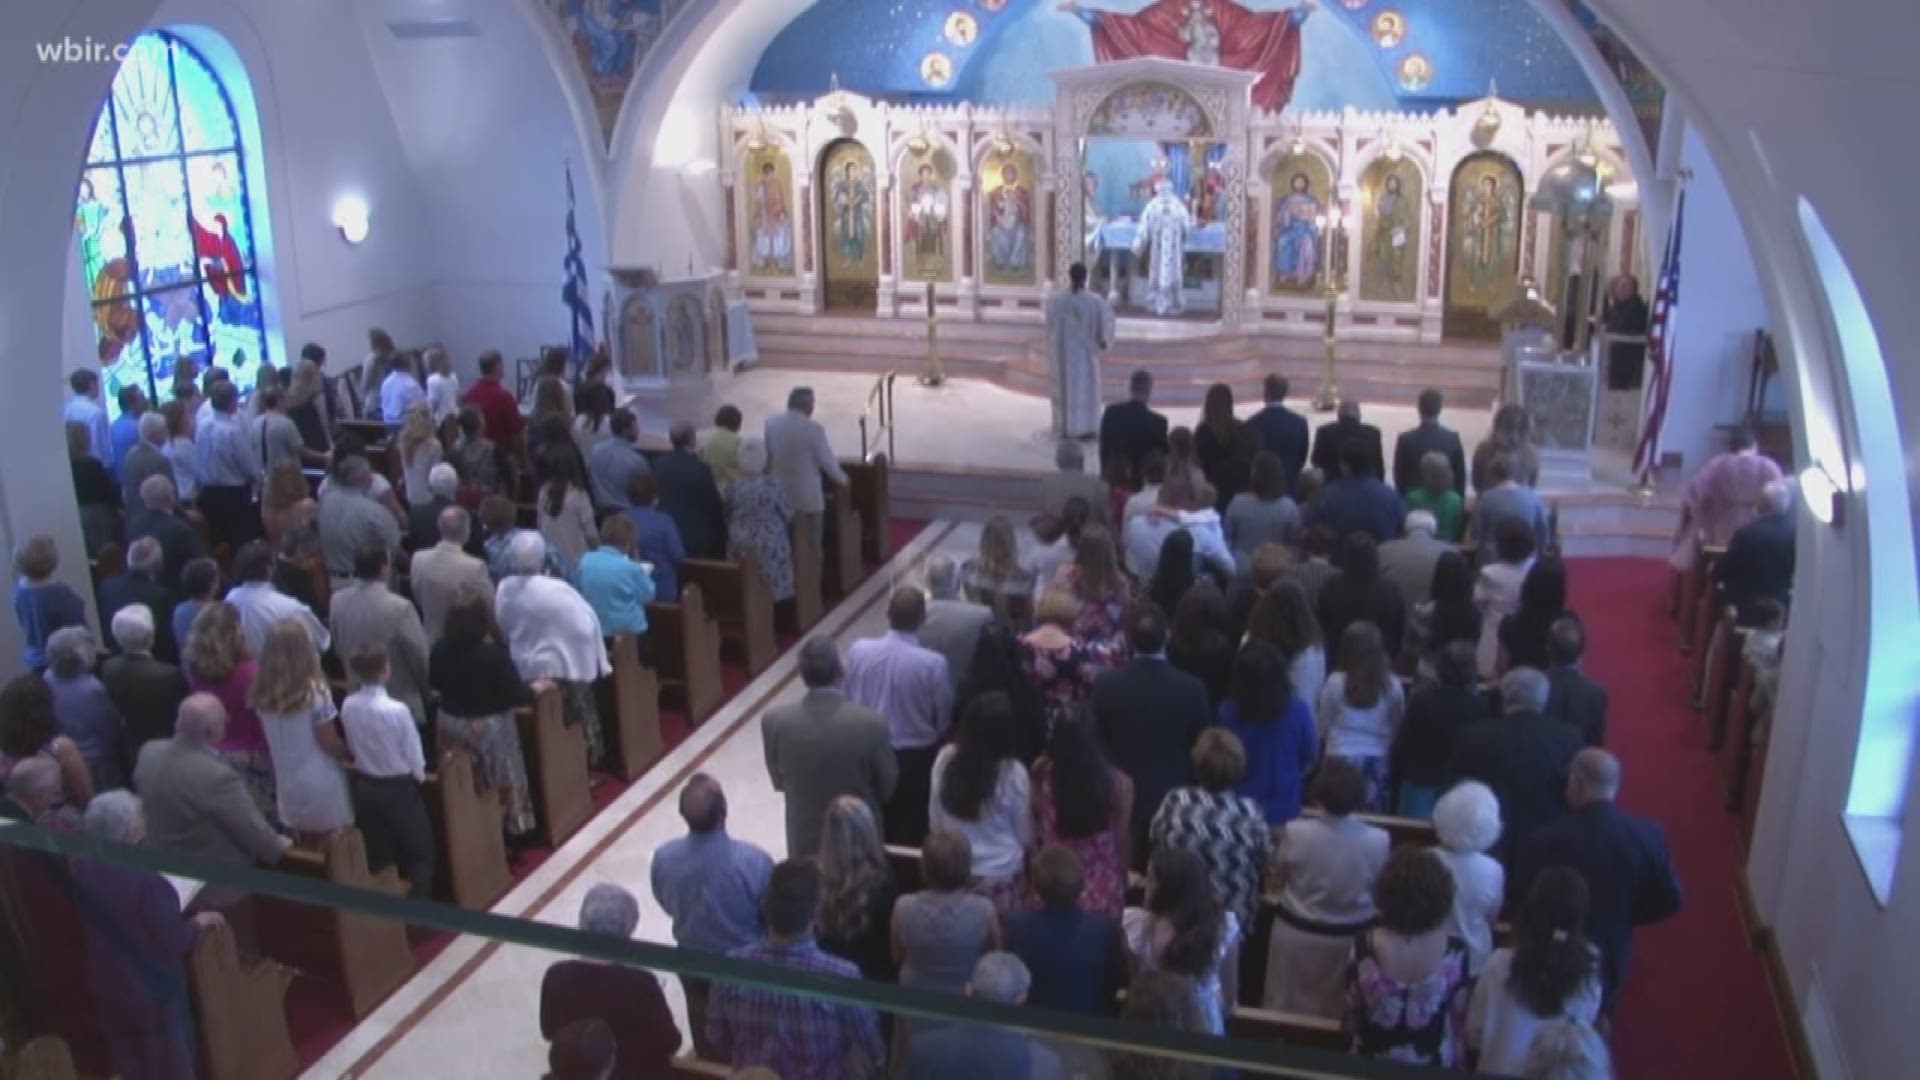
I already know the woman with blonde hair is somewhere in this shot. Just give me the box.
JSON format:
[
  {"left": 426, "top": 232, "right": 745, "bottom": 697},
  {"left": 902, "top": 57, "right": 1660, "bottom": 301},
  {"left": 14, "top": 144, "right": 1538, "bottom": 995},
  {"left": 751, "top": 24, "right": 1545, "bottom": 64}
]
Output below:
[
  {"left": 1018, "top": 589, "right": 1120, "bottom": 735},
  {"left": 423, "top": 346, "right": 460, "bottom": 423},
  {"left": 260, "top": 460, "right": 316, "bottom": 549},
  {"left": 183, "top": 601, "right": 275, "bottom": 816},
  {"left": 397, "top": 403, "right": 443, "bottom": 505},
  {"left": 960, "top": 514, "right": 1036, "bottom": 624},
  {"left": 286, "top": 356, "right": 334, "bottom": 458},
  {"left": 250, "top": 619, "right": 351, "bottom": 836},
  {"left": 815, "top": 796, "right": 900, "bottom": 980}
]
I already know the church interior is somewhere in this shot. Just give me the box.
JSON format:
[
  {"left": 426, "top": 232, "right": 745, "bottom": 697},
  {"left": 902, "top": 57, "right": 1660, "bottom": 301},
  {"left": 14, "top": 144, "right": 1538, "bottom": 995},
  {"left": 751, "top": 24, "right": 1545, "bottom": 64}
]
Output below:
[{"left": 0, "top": 0, "right": 1916, "bottom": 1078}]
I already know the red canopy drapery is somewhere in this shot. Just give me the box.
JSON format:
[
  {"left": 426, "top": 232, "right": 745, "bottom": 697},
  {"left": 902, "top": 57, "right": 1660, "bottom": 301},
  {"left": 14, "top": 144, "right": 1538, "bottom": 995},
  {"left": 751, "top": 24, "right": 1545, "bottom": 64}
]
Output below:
[{"left": 1085, "top": 0, "right": 1308, "bottom": 113}]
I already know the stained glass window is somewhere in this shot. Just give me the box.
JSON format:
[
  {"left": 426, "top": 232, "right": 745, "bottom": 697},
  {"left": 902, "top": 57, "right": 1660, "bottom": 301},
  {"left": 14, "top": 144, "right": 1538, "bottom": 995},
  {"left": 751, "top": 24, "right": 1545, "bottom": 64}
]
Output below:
[{"left": 75, "top": 32, "right": 271, "bottom": 421}]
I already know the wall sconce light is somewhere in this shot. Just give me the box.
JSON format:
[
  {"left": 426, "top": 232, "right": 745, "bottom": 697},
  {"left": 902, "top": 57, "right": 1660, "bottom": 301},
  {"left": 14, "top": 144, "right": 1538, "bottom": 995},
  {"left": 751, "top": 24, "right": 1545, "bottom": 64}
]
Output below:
[
  {"left": 1800, "top": 461, "right": 1848, "bottom": 527},
  {"left": 332, "top": 195, "right": 370, "bottom": 245}
]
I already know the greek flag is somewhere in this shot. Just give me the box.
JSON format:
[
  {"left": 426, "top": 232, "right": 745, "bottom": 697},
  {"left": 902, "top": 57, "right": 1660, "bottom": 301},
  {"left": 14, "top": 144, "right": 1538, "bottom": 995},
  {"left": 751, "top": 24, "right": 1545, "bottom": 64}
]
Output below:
[{"left": 563, "top": 163, "right": 594, "bottom": 373}]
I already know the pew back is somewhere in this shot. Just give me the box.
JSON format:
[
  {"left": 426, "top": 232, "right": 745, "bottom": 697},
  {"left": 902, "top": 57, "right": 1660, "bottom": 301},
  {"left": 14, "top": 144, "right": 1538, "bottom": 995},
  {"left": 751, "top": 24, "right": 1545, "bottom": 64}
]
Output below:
[
  {"left": 191, "top": 910, "right": 298, "bottom": 1080},
  {"left": 647, "top": 584, "right": 725, "bottom": 727},
  {"left": 844, "top": 457, "right": 892, "bottom": 565},
  {"left": 683, "top": 550, "right": 778, "bottom": 676},
  {"left": 426, "top": 748, "right": 512, "bottom": 911},
  {"left": 515, "top": 685, "right": 593, "bottom": 848},
  {"left": 602, "top": 634, "right": 666, "bottom": 778}
]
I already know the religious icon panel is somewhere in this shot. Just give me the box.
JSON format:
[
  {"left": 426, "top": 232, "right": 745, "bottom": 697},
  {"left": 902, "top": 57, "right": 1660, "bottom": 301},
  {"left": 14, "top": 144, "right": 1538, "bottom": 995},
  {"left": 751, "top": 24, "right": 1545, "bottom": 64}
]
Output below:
[
  {"left": 981, "top": 147, "right": 1037, "bottom": 287},
  {"left": 743, "top": 145, "right": 796, "bottom": 277},
  {"left": 1358, "top": 157, "right": 1423, "bottom": 303},
  {"left": 900, "top": 146, "right": 955, "bottom": 283},
  {"left": 1267, "top": 152, "right": 1331, "bottom": 294},
  {"left": 819, "top": 140, "right": 878, "bottom": 310},
  {"left": 1444, "top": 152, "right": 1524, "bottom": 338}
]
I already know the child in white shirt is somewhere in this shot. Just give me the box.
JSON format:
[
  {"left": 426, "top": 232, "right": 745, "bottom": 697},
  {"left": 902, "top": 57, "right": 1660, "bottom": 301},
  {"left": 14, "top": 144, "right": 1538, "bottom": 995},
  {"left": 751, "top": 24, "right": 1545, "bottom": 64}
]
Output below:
[{"left": 340, "top": 647, "right": 433, "bottom": 899}]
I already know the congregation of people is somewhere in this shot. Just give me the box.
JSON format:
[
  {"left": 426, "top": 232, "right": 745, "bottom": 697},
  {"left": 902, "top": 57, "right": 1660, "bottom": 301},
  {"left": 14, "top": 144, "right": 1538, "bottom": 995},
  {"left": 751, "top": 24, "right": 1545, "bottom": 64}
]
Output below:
[
  {"left": 8, "top": 335, "right": 871, "bottom": 1080},
  {"left": 5, "top": 346, "right": 1803, "bottom": 1079},
  {"left": 537, "top": 372, "right": 1768, "bottom": 1079}
]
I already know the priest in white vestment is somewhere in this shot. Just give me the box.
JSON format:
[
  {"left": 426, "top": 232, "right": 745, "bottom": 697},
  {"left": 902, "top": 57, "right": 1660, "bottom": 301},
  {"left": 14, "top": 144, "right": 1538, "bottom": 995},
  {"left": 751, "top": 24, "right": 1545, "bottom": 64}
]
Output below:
[
  {"left": 495, "top": 532, "right": 612, "bottom": 764},
  {"left": 1132, "top": 180, "right": 1193, "bottom": 317},
  {"left": 1046, "top": 262, "right": 1114, "bottom": 440}
]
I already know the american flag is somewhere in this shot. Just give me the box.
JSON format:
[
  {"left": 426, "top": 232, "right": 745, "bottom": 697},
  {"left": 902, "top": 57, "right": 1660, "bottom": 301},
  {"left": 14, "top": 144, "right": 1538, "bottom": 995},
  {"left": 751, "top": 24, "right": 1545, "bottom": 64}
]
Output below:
[
  {"left": 1632, "top": 191, "right": 1686, "bottom": 477},
  {"left": 562, "top": 163, "right": 595, "bottom": 374}
]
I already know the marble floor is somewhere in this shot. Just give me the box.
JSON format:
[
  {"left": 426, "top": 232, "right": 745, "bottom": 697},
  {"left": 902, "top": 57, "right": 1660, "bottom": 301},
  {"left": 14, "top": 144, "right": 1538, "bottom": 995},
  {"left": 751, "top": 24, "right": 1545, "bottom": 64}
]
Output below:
[
  {"left": 632, "top": 368, "right": 1499, "bottom": 477},
  {"left": 304, "top": 520, "right": 977, "bottom": 1080}
]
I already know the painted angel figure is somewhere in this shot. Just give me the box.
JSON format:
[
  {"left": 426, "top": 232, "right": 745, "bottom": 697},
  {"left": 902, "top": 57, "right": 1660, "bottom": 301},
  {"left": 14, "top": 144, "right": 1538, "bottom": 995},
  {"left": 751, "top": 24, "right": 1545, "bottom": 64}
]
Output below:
[
  {"left": 830, "top": 160, "right": 872, "bottom": 266},
  {"left": 988, "top": 163, "right": 1034, "bottom": 275},
  {"left": 750, "top": 161, "right": 794, "bottom": 273},
  {"left": 1132, "top": 179, "right": 1192, "bottom": 316}
]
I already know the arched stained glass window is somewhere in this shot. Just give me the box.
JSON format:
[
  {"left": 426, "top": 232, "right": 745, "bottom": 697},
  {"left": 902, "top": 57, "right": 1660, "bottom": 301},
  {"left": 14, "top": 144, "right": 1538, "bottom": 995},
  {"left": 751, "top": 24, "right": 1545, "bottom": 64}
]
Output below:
[{"left": 75, "top": 32, "right": 271, "bottom": 420}]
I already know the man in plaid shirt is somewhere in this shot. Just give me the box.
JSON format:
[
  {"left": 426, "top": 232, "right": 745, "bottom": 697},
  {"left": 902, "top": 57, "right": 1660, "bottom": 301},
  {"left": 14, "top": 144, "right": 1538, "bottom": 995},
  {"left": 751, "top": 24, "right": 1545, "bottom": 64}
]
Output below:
[{"left": 707, "top": 860, "right": 885, "bottom": 1079}]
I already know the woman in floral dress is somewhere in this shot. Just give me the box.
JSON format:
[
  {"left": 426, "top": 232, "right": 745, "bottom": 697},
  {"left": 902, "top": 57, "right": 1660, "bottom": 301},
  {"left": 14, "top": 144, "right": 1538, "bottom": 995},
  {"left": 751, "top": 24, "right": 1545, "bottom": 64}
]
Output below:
[
  {"left": 1050, "top": 528, "right": 1132, "bottom": 651},
  {"left": 1018, "top": 589, "right": 1121, "bottom": 741},
  {"left": 723, "top": 437, "right": 796, "bottom": 603},
  {"left": 1028, "top": 712, "right": 1132, "bottom": 920},
  {"left": 1348, "top": 846, "right": 1473, "bottom": 1068}
]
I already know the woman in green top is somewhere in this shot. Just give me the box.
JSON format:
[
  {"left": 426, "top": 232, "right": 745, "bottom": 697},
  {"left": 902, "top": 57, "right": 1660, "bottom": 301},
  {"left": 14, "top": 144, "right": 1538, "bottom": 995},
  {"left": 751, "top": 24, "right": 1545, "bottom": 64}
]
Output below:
[{"left": 1405, "top": 451, "right": 1465, "bottom": 541}]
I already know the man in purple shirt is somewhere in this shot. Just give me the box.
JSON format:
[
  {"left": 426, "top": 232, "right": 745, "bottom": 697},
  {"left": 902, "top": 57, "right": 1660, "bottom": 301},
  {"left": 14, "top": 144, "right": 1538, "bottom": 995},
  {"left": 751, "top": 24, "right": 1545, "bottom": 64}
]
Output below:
[
  {"left": 844, "top": 588, "right": 953, "bottom": 846},
  {"left": 708, "top": 860, "right": 884, "bottom": 1080}
]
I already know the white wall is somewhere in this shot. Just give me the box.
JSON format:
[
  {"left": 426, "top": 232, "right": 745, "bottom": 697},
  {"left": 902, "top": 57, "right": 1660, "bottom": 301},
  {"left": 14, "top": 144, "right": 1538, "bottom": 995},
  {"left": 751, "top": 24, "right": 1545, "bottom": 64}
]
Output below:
[
  {"left": 351, "top": 0, "right": 608, "bottom": 376},
  {"left": 1658, "top": 125, "right": 1770, "bottom": 471}
]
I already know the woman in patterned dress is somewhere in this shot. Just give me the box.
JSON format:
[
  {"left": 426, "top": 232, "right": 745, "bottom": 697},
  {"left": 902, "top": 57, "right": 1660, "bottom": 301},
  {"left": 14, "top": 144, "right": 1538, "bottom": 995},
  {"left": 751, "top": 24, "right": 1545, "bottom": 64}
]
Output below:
[
  {"left": 429, "top": 588, "right": 540, "bottom": 842},
  {"left": 1018, "top": 589, "right": 1122, "bottom": 740},
  {"left": 1050, "top": 527, "right": 1132, "bottom": 650},
  {"left": 1028, "top": 711, "right": 1132, "bottom": 920},
  {"left": 1347, "top": 846, "right": 1473, "bottom": 1068},
  {"left": 722, "top": 436, "right": 796, "bottom": 603}
]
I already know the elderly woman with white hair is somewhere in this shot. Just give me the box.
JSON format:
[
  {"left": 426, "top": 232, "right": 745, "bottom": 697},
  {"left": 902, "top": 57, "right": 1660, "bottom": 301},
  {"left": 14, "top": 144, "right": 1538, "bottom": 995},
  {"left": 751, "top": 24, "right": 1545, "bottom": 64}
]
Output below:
[
  {"left": 43, "top": 626, "right": 128, "bottom": 791},
  {"left": 538, "top": 883, "right": 682, "bottom": 1079},
  {"left": 408, "top": 461, "right": 464, "bottom": 550},
  {"left": 722, "top": 435, "right": 796, "bottom": 603},
  {"left": 70, "top": 789, "right": 222, "bottom": 1080},
  {"left": 1431, "top": 780, "right": 1506, "bottom": 974},
  {"left": 496, "top": 531, "right": 613, "bottom": 766}
]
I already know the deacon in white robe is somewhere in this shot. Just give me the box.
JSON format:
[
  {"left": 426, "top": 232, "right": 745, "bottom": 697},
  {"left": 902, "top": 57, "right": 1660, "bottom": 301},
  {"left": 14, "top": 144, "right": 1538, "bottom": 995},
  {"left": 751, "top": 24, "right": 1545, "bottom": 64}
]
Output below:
[
  {"left": 1045, "top": 263, "right": 1114, "bottom": 440},
  {"left": 1132, "top": 181, "right": 1193, "bottom": 317}
]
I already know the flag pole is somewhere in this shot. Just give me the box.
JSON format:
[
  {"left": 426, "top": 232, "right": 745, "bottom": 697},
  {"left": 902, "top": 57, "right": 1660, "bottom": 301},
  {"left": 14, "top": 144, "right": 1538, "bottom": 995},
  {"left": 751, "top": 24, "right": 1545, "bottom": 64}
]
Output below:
[{"left": 1629, "top": 168, "right": 1690, "bottom": 500}]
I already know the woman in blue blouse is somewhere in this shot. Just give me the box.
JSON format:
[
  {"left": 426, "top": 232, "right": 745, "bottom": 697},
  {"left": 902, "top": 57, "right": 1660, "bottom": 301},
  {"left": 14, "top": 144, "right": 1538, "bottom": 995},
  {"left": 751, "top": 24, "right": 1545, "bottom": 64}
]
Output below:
[{"left": 1216, "top": 638, "right": 1318, "bottom": 826}]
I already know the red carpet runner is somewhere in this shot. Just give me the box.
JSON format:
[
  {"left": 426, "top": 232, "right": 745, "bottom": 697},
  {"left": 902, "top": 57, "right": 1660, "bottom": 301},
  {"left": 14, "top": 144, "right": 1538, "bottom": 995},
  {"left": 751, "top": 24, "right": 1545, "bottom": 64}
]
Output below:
[{"left": 1574, "top": 559, "right": 1796, "bottom": 1080}]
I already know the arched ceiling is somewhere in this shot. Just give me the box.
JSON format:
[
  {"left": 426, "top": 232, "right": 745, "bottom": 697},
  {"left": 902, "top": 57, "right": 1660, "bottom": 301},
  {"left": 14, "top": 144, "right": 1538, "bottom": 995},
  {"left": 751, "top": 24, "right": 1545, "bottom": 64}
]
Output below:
[{"left": 748, "top": 0, "right": 1603, "bottom": 111}]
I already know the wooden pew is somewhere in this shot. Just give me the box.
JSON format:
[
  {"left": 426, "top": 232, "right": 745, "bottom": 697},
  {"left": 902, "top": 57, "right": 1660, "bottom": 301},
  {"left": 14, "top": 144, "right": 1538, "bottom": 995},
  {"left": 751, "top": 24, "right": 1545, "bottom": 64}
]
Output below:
[
  {"left": 784, "top": 518, "right": 825, "bottom": 634},
  {"left": 671, "top": 1056, "right": 733, "bottom": 1079},
  {"left": 516, "top": 684, "right": 592, "bottom": 848},
  {"left": 647, "top": 584, "right": 725, "bottom": 727},
  {"left": 1227, "top": 1005, "right": 1349, "bottom": 1052},
  {"left": 190, "top": 918, "right": 298, "bottom": 1080},
  {"left": 2, "top": 1037, "right": 80, "bottom": 1080},
  {"left": 1723, "top": 657, "right": 1761, "bottom": 815},
  {"left": 821, "top": 496, "right": 865, "bottom": 604},
  {"left": 844, "top": 456, "right": 893, "bottom": 566},
  {"left": 1679, "top": 543, "right": 1725, "bottom": 654},
  {"left": 683, "top": 551, "right": 778, "bottom": 677},
  {"left": 885, "top": 844, "right": 925, "bottom": 894},
  {"left": 425, "top": 748, "right": 512, "bottom": 911},
  {"left": 1303, "top": 809, "right": 1437, "bottom": 850},
  {"left": 268, "top": 828, "right": 416, "bottom": 1019},
  {"left": 1703, "top": 611, "right": 1749, "bottom": 750},
  {"left": 600, "top": 634, "right": 666, "bottom": 780}
]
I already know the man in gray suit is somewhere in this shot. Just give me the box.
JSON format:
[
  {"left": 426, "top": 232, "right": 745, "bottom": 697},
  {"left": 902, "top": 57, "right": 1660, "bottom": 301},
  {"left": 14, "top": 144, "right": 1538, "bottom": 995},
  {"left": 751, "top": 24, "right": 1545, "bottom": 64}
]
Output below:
[
  {"left": 764, "top": 387, "right": 848, "bottom": 568},
  {"left": 410, "top": 506, "right": 491, "bottom": 645},
  {"left": 1378, "top": 509, "right": 1452, "bottom": 607},
  {"left": 918, "top": 554, "right": 991, "bottom": 690},
  {"left": 118, "top": 411, "right": 176, "bottom": 510},
  {"left": 135, "top": 693, "right": 290, "bottom": 869},
  {"left": 760, "top": 636, "right": 897, "bottom": 860},
  {"left": 1037, "top": 441, "right": 1110, "bottom": 523},
  {"left": 330, "top": 544, "right": 431, "bottom": 726}
]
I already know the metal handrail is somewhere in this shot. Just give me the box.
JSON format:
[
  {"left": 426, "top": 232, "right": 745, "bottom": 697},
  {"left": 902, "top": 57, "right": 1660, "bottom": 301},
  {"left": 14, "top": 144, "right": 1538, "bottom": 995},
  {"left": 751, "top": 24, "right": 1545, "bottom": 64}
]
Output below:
[{"left": 858, "top": 370, "right": 896, "bottom": 463}]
